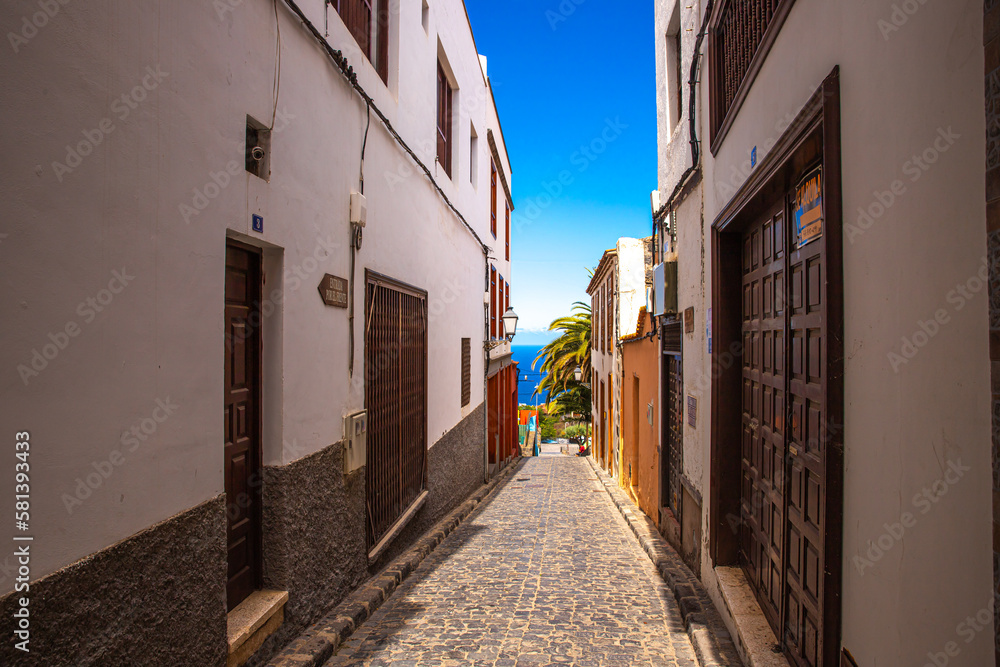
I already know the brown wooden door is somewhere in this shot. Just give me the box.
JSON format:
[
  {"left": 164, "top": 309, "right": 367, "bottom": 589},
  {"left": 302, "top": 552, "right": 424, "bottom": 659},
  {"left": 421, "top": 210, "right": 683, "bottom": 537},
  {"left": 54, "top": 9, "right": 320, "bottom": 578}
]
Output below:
[
  {"left": 741, "top": 204, "right": 787, "bottom": 633},
  {"left": 785, "top": 204, "right": 827, "bottom": 667},
  {"left": 741, "top": 202, "right": 828, "bottom": 666},
  {"left": 224, "top": 242, "right": 263, "bottom": 612}
]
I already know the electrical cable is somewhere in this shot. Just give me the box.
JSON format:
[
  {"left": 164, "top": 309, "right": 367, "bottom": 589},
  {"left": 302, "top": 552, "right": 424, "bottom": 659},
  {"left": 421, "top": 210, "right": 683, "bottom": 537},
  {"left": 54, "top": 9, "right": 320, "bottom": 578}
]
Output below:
[
  {"left": 281, "top": 0, "right": 490, "bottom": 256},
  {"left": 348, "top": 101, "right": 371, "bottom": 377},
  {"left": 271, "top": 0, "right": 282, "bottom": 130}
]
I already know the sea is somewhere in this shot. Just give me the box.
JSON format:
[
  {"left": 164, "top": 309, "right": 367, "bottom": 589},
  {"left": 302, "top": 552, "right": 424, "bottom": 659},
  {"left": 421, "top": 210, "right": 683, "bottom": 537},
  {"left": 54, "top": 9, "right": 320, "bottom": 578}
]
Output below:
[{"left": 511, "top": 345, "right": 549, "bottom": 407}]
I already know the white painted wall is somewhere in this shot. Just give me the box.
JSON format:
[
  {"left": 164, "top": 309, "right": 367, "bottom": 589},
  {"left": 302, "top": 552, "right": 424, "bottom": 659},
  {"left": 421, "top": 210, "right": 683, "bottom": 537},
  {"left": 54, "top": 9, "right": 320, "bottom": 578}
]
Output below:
[
  {"left": 0, "top": 0, "right": 512, "bottom": 591},
  {"left": 655, "top": 0, "right": 992, "bottom": 663}
]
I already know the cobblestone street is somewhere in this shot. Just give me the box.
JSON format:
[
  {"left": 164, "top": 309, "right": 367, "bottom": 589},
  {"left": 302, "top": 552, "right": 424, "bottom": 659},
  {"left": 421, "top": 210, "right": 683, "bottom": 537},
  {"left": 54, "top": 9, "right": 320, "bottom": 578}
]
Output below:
[{"left": 327, "top": 457, "right": 698, "bottom": 666}]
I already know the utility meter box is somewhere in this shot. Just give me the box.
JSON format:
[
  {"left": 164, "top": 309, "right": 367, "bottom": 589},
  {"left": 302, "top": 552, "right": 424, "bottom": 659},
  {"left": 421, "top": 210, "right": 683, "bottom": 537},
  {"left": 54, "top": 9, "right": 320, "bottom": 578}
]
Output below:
[
  {"left": 343, "top": 410, "right": 367, "bottom": 474},
  {"left": 652, "top": 261, "right": 678, "bottom": 315}
]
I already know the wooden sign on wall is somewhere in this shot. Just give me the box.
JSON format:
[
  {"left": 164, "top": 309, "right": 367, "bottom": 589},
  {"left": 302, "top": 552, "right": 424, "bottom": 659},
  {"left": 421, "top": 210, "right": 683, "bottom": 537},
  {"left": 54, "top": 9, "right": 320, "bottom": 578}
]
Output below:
[
  {"left": 318, "top": 274, "right": 349, "bottom": 308},
  {"left": 684, "top": 307, "right": 695, "bottom": 334}
]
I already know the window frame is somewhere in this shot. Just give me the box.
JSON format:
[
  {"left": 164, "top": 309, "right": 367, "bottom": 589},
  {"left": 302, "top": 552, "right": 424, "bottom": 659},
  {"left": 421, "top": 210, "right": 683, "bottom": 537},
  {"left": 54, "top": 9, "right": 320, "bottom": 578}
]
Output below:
[
  {"left": 504, "top": 203, "right": 510, "bottom": 260},
  {"left": 333, "top": 0, "right": 389, "bottom": 84},
  {"left": 490, "top": 159, "right": 498, "bottom": 238},
  {"left": 490, "top": 265, "right": 497, "bottom": 339},
  {"left": 437, "top": 61, "right": 454, "bottom": 178}
]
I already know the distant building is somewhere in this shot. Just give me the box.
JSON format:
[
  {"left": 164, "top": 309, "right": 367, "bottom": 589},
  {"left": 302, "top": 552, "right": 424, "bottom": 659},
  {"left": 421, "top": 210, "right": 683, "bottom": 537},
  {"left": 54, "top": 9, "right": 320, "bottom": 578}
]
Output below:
[
  {"left": 587, "top": 238, "right": 650, "bottom": 482},
  {"left": 0, "top": 0, "right": 515, "bottom": 664}
]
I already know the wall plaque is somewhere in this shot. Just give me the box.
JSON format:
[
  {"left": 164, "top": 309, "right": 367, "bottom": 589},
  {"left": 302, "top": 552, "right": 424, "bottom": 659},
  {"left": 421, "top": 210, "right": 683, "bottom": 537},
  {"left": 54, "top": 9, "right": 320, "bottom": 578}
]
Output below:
[
  {"left": 318, "top": 274, "right": 349, "bottom": 308},
  {"left": 684, "top": 306, "right": 695, "bottom": 334}
]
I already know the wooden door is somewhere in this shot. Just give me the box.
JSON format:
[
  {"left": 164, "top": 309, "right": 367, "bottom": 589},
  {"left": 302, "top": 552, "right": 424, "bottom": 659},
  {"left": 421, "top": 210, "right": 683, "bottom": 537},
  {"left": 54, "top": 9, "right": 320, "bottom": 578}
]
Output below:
[
  {"left": 224, "top": 242, "right": 262, "bottom": 612},
  {"left": 741, "top": 202, "right": 828, "bottom": 666},
  {"left": 740, "top": 205, "right": 787, "bottom": 633},
  {"left": 785, "top": 205, "right": 827, "bottom": 667}
]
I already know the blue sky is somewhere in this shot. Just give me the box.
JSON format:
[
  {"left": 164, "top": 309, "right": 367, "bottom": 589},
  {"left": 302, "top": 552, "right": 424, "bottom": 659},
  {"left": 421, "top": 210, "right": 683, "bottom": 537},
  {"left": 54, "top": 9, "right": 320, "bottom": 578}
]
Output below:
[{"left": 466, "top": 1, "right": 657, "bottom": 346}]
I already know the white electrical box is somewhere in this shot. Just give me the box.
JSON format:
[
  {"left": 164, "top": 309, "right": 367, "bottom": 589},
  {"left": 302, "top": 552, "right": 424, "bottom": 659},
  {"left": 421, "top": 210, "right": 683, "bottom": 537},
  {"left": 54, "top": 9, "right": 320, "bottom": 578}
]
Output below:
[
  {"left": 350, "top": 191, "right": 367, "bottom": 227},
  {"left": 343, "top": 410, "right": 367, "bottom": 474}
]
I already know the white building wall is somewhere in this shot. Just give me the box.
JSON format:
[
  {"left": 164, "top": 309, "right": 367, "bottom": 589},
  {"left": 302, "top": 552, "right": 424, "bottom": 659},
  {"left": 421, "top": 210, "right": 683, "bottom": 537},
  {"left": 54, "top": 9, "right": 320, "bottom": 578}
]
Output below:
[
  {"left": 0, "top": 0, "right": 511, "bottom": 590},
  {"left": 654, "top": 0, "right": 992, "bottom": 664}
]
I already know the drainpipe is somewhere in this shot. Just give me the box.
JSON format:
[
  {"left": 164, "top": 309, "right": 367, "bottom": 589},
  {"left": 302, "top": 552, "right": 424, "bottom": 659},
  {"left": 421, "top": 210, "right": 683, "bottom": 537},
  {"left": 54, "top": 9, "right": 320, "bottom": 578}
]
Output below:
[{"left": 483, "top": 259, "right": 491, "bottom": 483}]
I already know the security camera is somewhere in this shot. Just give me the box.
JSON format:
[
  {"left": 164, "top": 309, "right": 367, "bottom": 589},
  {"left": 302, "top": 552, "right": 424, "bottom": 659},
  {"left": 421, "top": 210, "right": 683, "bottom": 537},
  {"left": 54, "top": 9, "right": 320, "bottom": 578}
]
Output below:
[{"left": 251, "top": 146, "right": 265, "bottom": 162}]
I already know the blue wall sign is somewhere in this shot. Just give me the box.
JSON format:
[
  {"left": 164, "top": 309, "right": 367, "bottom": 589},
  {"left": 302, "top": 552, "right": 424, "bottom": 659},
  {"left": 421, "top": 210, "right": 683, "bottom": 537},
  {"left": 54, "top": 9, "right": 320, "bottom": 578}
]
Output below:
[{"left": 252, "top": 214, "right": 264, "bottom": 233}]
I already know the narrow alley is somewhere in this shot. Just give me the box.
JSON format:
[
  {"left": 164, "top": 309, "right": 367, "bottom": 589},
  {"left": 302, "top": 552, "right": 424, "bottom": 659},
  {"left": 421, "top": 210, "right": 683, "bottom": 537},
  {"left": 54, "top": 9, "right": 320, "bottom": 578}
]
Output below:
[{"left": 327, "top": 457, "right": 697, "bottom": 667}]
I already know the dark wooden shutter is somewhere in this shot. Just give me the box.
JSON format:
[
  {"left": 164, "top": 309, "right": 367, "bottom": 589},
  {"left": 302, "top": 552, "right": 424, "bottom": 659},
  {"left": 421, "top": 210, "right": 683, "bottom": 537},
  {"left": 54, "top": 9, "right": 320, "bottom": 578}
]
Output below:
[
  {"left": 437, "top": 63, "right": 453, "bottom": 177},
  {"left": 335, "top": 0, "right": 373, "bottom": 58},
  {"left": 461, "top": 338, "right": 471, "bottom": 407},
  {"left": 505, "top": 204, "right": 510, "bottom": 260},
  {"left": 490, "top": 160, "right": 498, "bottom": 237},
  {"left": 334, "top": 0, "right": 387, "bottom": 83},
  {"left": 490, "top": 266, "right": 497, "bottom": 339},
  {"left": 374, "top": 0, "right": 388, "bottom": 83},
  {"left": 499, "top": 277, "right": 505, "bottom": 337}
]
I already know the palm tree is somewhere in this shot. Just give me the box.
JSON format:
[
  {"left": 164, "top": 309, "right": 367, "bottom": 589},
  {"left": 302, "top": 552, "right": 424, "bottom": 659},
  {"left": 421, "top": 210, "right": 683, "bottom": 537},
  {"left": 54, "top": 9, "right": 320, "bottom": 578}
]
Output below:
[{"left": 532, "top": 302, "right": 591, "bottom": 418}]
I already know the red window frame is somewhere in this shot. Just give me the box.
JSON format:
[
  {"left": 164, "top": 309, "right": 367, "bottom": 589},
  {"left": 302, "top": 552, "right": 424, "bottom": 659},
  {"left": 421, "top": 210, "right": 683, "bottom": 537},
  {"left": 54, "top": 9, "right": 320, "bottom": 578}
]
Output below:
[
  {"left": 490, "top": 160, "right": 497, "bottom": 238},
  {"left": 499, "top": 276, "right": 505, "bottom": 337},
  {"left": 490, "top": 266, "right": 497, "bottom": 339},
  {"left": 505, "top": 203, "right": 510, "bottom": 260},
  {"left": 437, "top": 62, "right": 453, "bottom": 177},
  {"left": 334, "top": 0, "right": 388, "bottom": 83}
]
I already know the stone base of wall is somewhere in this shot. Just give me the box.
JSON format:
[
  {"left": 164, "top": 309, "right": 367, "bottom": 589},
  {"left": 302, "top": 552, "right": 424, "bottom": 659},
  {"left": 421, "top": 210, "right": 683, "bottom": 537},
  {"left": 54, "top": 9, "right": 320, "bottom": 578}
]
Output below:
[
  {"left": 0, "top": 405, "right": 487, "bottom": 667},
  {"left": 0, "top": 496, "right": 228, "bottom": 667},
  {"left": 247, "top": 402, "right": 486, "bottom": 665}
]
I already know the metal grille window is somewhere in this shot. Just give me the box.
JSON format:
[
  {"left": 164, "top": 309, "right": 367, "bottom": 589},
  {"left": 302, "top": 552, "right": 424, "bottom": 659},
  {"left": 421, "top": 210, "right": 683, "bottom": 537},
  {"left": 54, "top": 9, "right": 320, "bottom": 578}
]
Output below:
[
  {"left": 365, "top": 272, "right": 428, "bottom": 549},
  {"left": 461, "top": 338, "right": 471, "bottom": 407},
  {"left": 333, "top": 0, "right": 388, "bottom": 83},
  {"left": 709, "top": 0, "right": 796, "bottom": 150},
  {"left": 663, "top": 353, "right": 683, "bottom": 513}
]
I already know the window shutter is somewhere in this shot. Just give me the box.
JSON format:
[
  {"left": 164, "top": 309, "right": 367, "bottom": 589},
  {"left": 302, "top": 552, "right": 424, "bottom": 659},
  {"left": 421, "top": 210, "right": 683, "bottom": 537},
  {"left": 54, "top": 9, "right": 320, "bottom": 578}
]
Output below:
[
  {"left": 437, "top": 63, "right": 453, "bottom": 176},
  {"left": 461, "top": 338, "right": 471, "bottom": 407},
  {"left": 505, "top": 204, "right": 510, "bottom": 260},
  {"left": 490, "top": 160, "right": 497, "bottom": 238}
]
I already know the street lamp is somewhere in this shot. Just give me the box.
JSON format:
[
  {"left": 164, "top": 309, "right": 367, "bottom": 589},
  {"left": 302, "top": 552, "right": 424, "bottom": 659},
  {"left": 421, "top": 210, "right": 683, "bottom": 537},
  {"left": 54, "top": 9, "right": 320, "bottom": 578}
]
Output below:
[
  {"left": 502, "top": 307, "right": 519, "bottom": 341},
  {"left": 573, "top": 366, "right": 582, "bottom": 383}
]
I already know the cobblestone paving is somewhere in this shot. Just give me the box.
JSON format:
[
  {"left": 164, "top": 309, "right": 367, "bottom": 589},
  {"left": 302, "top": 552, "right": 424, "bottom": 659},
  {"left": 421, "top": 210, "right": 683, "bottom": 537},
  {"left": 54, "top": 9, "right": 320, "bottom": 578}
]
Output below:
[{"left": 326, "top": 456, "right": 698, "bottom": 667}]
